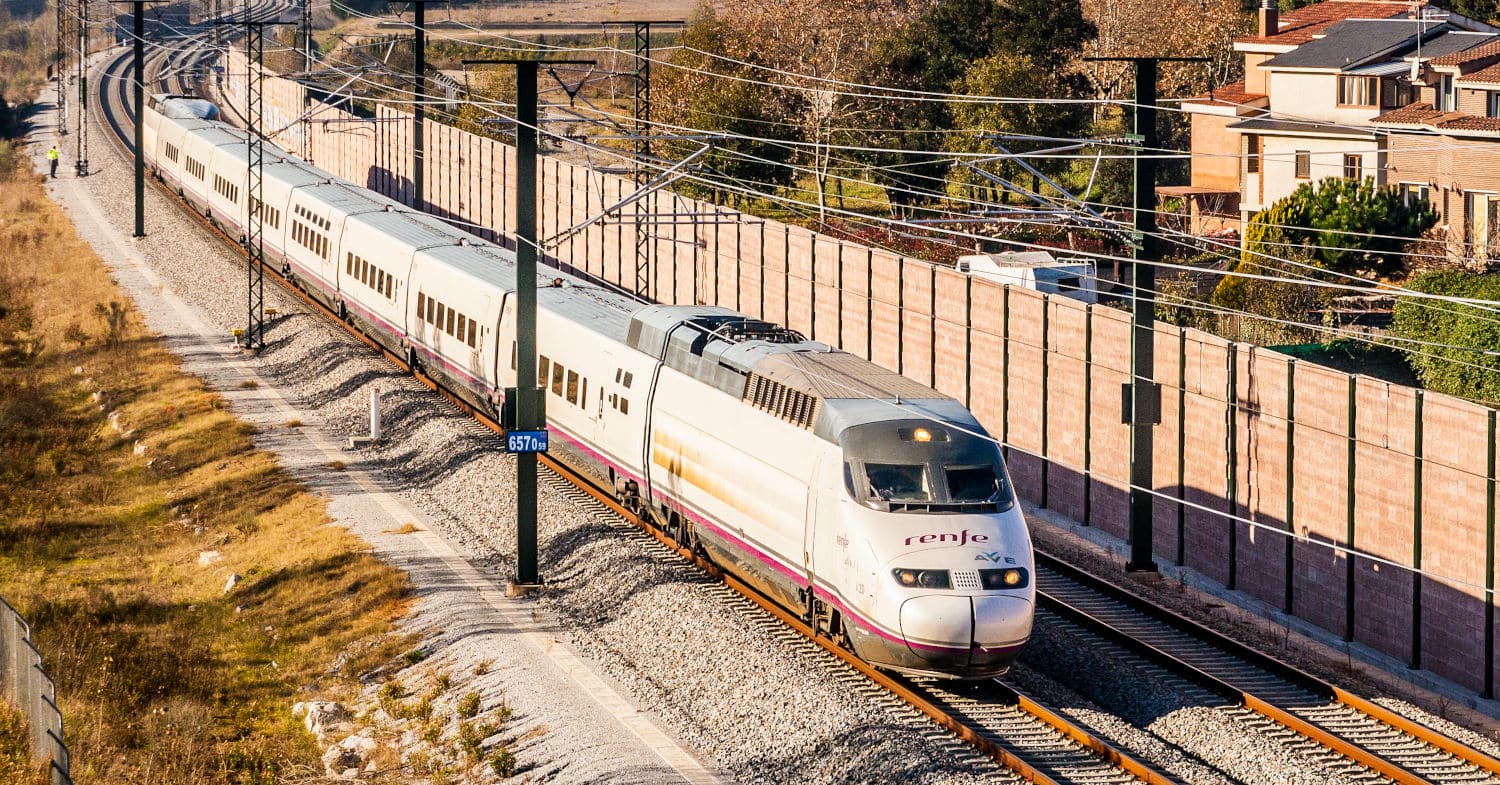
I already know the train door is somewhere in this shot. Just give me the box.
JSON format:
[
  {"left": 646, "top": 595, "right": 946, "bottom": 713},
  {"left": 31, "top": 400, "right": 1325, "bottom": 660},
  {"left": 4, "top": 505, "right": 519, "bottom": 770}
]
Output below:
[{"left": 804, "top": 453, "right": 846, "bottom": 633}]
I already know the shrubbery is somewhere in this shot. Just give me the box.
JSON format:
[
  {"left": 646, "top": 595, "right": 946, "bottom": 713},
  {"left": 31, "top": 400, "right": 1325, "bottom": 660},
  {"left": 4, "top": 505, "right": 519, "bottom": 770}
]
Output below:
[{"left": 1391, "top": 270, "right": 1500, "bottom": 402}]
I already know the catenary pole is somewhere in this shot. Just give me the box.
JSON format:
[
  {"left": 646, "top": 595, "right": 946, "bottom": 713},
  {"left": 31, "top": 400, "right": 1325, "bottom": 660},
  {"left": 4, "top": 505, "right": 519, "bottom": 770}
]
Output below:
[
  {"left": 1085, "top": 56, "right": 1206, "bottom": 572},
  {"left": 462, "top": 57, "right": 593, "bottom": 592}
]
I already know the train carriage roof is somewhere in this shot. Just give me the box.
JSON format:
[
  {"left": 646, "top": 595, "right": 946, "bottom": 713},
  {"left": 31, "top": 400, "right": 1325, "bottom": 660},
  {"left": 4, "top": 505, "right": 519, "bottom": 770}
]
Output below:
[{"left": 348, "top": 208, "right": 465, "bottom": 255}]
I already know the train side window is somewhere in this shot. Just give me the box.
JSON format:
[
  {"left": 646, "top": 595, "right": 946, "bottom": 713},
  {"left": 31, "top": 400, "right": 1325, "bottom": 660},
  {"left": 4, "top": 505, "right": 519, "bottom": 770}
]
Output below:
[
  {"left": 457, "top": 315, "right": 468, "bottom": 341},
  {"left": 614, "top": 369, "right": 621, "bottom": 383},
  {"left": 538, "top": 356, "right": 551, "bottom": 385},
  {"left": 565, "top": 370, "right": 579, "bottom": 404},
  {"left": 511, "top": 342, "right": 517, "bottom": 370},
  {"left": 619, "top": 397, "right": 629, "bottom": 415},
  {"left": 551, "top": 363, "right": 565, "bottom": 396},
  {"left": 579, "top": 379, "right": 587, "bottom": 410},
  {"left": 426, "top": 297, "right": 436, "bottom": 324},
  {"left": 345, "top": 252, "right": 353, "bottom": 275},
  {"left": 417, "top": 292, "right": 426, "bottom": 319},
  {"left": 445, "top": 307, "right": 455, "bottom": 336},
  {"left": 466, "top": 319, "right": 476, "bottom": 348},
  {"left": 622, "top": 371, "right": 633, "bottom": 388}
]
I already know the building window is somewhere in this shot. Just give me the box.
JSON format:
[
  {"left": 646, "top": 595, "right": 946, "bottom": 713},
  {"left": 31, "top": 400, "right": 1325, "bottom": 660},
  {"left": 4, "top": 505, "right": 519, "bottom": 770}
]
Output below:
[
  {"left": 1337, "top": 75, "right": 1377, "bottom": 107},
  {"left": 1402, "top": 182, "right": 1430, "bottom": 207},
  {"left": 1468, "top": 192, "right": 1499, "bottom": 259},
  {"left": 1441, "top": 74, "right": 1457, "bottom": 111},
  {"left": 1380, "top": 78, "right": 1416, "bottom": 109},
  {"left": 1294, "top": 151, "right": 1311, "bottom": 179},
  {"left": 1343, "top": 154, "right": 1362, "bottom": 181},
  {"left": 1489, "top": 92, "right": 1500, "bottom": 118},
  {"left": 1246, "top": 134, "right": 1261, "bottom": 174}
]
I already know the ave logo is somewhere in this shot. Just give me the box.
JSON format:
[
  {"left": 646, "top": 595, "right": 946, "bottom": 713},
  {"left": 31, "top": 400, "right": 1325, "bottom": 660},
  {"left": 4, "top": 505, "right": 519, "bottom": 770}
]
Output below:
[{"left": 975, "top": 552, "right": 1018, "bottom": 564}]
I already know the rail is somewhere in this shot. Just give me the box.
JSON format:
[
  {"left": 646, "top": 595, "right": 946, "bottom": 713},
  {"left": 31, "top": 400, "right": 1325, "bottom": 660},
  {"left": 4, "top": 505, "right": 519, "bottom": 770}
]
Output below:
[{"left": 0, "top": 595, "right": 72, "bottom": 785}]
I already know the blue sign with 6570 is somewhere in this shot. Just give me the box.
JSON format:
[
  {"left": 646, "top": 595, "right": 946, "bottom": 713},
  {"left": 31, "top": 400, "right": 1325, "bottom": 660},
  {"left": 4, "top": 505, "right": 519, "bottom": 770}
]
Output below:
[{"left": 507, "top": 430, "right": 549, "bottom": 453}]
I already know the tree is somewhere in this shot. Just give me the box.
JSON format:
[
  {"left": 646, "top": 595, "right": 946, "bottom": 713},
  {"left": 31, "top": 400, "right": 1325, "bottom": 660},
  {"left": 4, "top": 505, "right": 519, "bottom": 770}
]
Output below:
[
  {"left": 947, "top": 53, "right": 1093, "bottom": 189},
  {"left": 1240, "top": 177, "right": 1437, "bottom": 279},
  {"left": 994, "top": 0, "right": 1096, "bottom": 71},
  {"left": 1391, "top": 270, "right": 1500, "bottom": 402},
  {"left": 1448, "top": 0, "right": 1500, "bottom": 25}
]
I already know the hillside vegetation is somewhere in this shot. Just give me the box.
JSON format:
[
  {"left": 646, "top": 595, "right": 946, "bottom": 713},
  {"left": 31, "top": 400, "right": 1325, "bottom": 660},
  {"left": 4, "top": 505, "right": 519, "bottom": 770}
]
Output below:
[{"left": 0, "top": 142, "right": 412, "bottom": 782}]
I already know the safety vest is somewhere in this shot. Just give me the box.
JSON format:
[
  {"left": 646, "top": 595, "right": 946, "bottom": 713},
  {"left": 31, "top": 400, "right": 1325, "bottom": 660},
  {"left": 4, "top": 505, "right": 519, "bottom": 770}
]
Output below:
[{"left": 47, "top": 148, "right": 58, "bottom": 161}]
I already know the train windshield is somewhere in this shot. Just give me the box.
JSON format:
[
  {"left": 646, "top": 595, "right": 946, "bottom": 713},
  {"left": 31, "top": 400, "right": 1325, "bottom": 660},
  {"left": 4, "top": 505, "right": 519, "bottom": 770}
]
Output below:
[
  {"left": 865, "top": 463, "right": 931, "bottom": 502},
  {"left": 841, "top": 419, "right": 1014, "bottom": 513},
  {"left": 947, "top": 465, "right": 1003, "bottom": 502}
]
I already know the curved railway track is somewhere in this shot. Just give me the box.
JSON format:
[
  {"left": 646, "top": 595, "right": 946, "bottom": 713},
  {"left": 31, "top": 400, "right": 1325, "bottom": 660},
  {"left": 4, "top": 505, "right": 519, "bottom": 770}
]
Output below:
[{"left": 86, "top": 27, "right": 1500, "bottom": 785}]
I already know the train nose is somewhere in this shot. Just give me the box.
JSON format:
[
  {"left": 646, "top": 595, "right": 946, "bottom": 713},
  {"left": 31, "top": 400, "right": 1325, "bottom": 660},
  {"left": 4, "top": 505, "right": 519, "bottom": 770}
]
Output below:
[{"left": 898, "top": 595, "right": 1032, "bottom": 673}]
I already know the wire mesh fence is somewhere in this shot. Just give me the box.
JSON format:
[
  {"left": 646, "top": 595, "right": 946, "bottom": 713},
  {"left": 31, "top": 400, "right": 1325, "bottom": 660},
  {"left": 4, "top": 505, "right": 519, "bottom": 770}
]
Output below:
[{"left": 0, "top": 594, "right": 71, "bottom": 785}]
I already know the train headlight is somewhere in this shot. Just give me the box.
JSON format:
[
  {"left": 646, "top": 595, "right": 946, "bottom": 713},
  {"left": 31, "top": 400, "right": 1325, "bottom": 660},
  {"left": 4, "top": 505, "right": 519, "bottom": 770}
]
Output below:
[
  {"left": 891, "top": 568, "right": 951, "bottom": 589},
  {"left": 979, "top": 568, "right": 1028, "bottom": 590}
]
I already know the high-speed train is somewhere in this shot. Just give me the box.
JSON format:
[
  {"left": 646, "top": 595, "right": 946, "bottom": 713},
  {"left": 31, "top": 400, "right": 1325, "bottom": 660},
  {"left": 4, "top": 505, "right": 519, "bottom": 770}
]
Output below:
[{"left": 142, "top": 94, "right": 1035, "bottom": 678}]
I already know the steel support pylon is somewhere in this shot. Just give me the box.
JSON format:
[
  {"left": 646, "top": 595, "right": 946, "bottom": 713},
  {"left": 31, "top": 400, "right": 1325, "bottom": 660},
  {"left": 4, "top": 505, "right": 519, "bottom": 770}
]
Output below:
[
  {"left": 245, "top": 17, "right": 266, "bottom": 351},
  {"left": 632, "top": 22, "right": 652, "bottom": 301}
]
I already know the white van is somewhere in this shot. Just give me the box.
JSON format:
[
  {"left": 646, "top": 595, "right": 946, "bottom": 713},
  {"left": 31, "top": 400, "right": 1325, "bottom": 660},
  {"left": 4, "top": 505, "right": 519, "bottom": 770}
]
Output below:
[{"left": 955, "top": 251, "right": 1099, "bottom": 304}]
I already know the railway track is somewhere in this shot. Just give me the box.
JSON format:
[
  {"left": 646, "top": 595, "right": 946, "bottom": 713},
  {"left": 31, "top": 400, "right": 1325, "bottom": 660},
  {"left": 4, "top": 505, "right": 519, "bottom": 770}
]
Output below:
[
  {"left": 84, "top": 25, "right": 1500, "bottom": 785},
  {"left": 1034, "top": 553, "right": 1500, "bottom": 785}
]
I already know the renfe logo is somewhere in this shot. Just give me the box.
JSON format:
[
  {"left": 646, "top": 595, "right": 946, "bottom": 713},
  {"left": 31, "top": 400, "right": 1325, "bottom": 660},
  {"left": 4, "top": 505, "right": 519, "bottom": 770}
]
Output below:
[{"left": 905, "top": 530, "right": 990, "bottom": 547}]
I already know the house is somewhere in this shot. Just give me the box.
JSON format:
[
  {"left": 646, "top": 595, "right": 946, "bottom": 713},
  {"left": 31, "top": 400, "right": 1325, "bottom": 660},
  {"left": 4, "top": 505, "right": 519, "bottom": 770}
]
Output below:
[
  {"left": 1373, "top": 42, "right": 1500, "bottom": 258},
  {"left": 1177, "top": 0, "right": 1500, "bottom": 239}
]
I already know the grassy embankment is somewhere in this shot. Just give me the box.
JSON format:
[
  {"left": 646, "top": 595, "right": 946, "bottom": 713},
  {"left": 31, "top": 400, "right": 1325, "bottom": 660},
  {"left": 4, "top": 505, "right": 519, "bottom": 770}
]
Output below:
[{"left": 0, "top": 138, "right": 413, "bottom": 783}]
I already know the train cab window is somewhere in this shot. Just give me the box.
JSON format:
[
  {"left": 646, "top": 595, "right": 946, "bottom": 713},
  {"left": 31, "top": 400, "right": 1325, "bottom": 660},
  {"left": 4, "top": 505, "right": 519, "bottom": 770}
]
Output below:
[
  {"left": 565, "top": 370, "right": 579, "bottom": 404},
  {"left": 864, "top": 464, "right": 930, "bottom": 503},
  {"left": 946, "top": 466, "right": 1003, "bottom": 502},
  {"left": 466, "top": 320, "right": 477, "bottom": 348},
  {"left": 551, "top": 363, "right": 565, "bottom": 396}
]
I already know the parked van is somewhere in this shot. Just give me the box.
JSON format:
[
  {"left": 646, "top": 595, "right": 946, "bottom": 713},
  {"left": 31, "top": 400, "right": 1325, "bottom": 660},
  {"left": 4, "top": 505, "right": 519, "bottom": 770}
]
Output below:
[{"left": 955, "top": 251, "right": 1099, "bottom": 304}]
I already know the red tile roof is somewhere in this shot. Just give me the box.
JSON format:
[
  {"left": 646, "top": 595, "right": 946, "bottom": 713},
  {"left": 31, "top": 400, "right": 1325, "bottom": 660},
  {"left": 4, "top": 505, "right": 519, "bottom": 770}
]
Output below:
[
  {"left": 1459, "top": 62, "right": 1500, "bottom": 84},
  {"left": 1182, "top": 81, "right": 1270, "bottom": 107},
  {"left": 1371, "top": 101, "right": 1448, "bottom": 124},
  {"left": 1236, "top": 0, "right": 1427, "bottom": 46},
  {"left": 1430, "top": 39, "right": 1500, "bottom": 67},
  {"left": 1435, "top": 115, "right": 1500, "bottom": 131}
]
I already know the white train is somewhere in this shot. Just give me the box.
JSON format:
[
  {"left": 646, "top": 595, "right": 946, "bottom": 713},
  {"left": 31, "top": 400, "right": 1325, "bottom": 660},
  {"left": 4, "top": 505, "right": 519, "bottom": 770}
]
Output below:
[{"left": 143, "top": 94, "right": 1035, "bottom": 678}]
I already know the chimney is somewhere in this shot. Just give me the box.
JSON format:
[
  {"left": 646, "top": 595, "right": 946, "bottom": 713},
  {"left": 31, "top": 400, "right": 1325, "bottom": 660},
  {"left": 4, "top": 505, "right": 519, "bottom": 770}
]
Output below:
[{"left": 1259, "top": 0, "right": 1280, "bottom": 37}]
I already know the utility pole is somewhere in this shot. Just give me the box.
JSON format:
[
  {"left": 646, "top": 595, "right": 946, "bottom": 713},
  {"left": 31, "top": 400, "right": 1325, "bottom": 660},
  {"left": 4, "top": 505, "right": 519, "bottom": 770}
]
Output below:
[
  {"left": 302, "top": 0, "right": 312, "bottom": 71},
  {"left": 1085, "top": 55, "right": 1205, "bottom": 573},
  {"left": 462, "top": 57, "right": 593, "bottom": 594},
  {"left": 75, "top": 0, "right": 89, "bottom": 176},
  {"left": 112, "top": 0, "right": 161, "bottom": 236},
  {"left": 406, "top": 1, "right": 445, "bottom": 211}
]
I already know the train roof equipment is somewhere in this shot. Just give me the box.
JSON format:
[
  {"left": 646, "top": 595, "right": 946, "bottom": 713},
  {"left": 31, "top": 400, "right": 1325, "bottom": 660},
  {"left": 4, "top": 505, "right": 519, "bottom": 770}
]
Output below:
[{"left": 955, "top": 251, "right": 1099, "bottom": 304}]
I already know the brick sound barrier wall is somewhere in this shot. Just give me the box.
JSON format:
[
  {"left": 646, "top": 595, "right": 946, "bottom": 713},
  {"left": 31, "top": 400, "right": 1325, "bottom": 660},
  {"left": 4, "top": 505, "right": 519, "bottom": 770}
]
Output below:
[{"left": 221, "top": 53, "right": 1500, "bottom": 696}]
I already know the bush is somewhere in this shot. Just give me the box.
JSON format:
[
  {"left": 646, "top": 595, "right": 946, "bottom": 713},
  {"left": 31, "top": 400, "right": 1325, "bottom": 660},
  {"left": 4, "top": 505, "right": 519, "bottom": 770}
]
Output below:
[{"left": 1391, "top": 270, "right": 1500, "bottom": 402}]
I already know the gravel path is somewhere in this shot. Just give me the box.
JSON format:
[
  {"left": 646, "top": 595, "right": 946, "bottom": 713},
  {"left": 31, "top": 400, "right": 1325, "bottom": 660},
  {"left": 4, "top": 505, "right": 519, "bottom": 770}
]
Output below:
[{"left": 49, "top": 69, "right": 1010, "bottom": 785}]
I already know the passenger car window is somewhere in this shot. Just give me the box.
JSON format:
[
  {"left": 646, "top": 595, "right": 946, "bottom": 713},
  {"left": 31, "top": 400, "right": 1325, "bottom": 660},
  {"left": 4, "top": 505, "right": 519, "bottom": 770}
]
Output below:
[
  {"left": 551, "top": 363, "right": 565, "bottom": 395},
  {"left": 566, "top": 370, "right": 579, "bottom": 404}
]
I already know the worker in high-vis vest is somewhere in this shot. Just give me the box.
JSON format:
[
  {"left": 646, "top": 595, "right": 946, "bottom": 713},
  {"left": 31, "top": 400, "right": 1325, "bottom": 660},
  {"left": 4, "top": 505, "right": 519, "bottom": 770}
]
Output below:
[{"left": 47, "top": 145, "right": 58, "bottom": 178}]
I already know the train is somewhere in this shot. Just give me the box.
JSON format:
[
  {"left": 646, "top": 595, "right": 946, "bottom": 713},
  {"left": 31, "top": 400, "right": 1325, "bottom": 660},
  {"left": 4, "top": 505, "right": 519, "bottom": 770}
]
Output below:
[{"left": 141, "top": 93, "right": 1036, "bottom": 679}]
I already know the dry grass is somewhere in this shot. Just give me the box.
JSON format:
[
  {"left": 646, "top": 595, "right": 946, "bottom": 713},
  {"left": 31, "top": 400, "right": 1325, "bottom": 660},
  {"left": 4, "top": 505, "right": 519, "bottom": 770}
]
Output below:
[
  {"left": 385, "top": 522, "right": 422, "bottom": 534},
  {"left": 0, "top": 705, "right": 48, "bottom": 785},
  {"left": 0, "top": 159, "right": 412, "bottom": 783},
  {"left": 238, "top": 379, "right": 259, "bottom": 389},
  {"left": 325, "top": 460, "right": 347, "bottom": 471}
]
